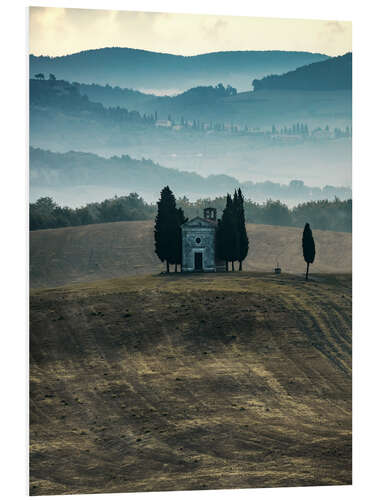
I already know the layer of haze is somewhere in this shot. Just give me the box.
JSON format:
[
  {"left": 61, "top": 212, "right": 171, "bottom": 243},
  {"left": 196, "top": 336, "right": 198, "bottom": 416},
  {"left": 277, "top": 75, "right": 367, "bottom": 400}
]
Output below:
[{"left": 29, "top": 7, "right": 352, "bottom": 57}]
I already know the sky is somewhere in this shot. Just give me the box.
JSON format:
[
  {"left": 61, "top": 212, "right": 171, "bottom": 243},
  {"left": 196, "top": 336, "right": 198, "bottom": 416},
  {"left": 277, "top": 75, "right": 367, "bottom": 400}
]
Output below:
[{"left": 29, "top": 7, "right": 352, "bottom": 57}]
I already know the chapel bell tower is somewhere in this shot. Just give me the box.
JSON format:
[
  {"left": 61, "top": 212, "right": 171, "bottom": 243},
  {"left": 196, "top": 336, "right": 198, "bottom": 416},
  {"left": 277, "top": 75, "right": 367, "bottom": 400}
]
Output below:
[{"left": 203, "top": 207, "right": 217, "bottom": 221}]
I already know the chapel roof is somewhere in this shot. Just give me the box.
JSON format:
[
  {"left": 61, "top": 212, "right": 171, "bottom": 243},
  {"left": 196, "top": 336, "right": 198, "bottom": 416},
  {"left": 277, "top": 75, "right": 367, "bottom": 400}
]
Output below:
[{"left": 181, "top": 216, "right": 218, "bottom": 228}]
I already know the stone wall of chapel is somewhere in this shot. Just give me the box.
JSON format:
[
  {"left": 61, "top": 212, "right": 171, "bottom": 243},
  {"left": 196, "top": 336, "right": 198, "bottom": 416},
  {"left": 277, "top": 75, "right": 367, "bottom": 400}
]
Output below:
[{"left": 182, "top": 225, "right": 216, "bottom": 271}]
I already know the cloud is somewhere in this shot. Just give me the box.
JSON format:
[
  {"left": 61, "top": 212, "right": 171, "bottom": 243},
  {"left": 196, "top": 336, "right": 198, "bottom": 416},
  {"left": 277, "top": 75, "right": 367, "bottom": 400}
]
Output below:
[
  {"left": 201, "top": 18, "right": 227, "bottom": 40},
  {"left": 325, "top": 21, "right": 347, "bottom": 34},
  {"left": 29, "top": 8, "right": 352, "bottom": 58}
]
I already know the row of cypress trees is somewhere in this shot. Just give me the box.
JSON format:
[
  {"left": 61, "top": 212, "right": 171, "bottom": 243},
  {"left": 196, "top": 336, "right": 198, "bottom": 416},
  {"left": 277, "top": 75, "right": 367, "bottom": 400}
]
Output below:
[
  {"left": 217, "top": 188, "right": 249, "bottom": 271},
  {"left": 154, "top": 186, "right": 187, "bottom": 272}
]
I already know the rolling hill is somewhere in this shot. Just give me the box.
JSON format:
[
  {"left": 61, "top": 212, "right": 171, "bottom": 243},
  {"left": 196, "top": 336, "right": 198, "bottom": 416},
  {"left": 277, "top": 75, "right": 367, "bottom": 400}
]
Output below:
[
  {"left": 29, "top": 48, "right": 329, "bottom": 93},
  {"left": 253, "top": 53, "right": 352, "bottom": 91},
  {"left": 30, "top": 271, "right": 351, "bottom": 495},
  {"left": 29, "top": 147, "right": 352, "bottom": 208},
  {"left": 73, "top": 80, "right": 352, "bottom": 128},
  {"left": 30, "top": 220, "right": 352, "bottom": 289},
  {"left": 29, "top": 76, "right": 352, "bottom": 191},
  {"left": 29, "top": 147, "right": 239, "bottom": 204},
  {"left": 74, "top": 82, "right": 156, "bottom": 110}
]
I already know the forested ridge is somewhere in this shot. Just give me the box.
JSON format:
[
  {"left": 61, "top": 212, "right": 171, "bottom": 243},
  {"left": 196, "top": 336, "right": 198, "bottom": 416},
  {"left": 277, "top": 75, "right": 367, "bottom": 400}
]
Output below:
[
  {"left": 253, "top": 53, "right": 352, "bottom": 91},
  {"left": 30, "top": 78, "right": 156, "bottom": 125}
]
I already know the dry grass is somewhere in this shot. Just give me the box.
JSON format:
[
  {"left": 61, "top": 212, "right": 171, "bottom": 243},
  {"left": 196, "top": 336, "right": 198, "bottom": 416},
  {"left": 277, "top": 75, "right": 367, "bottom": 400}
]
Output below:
[
  {"left": 30, "top": 220, "right": 351, "bottom": 288},
  {"left": 30, "top": 272, "right": 351, "bottom": 495}
]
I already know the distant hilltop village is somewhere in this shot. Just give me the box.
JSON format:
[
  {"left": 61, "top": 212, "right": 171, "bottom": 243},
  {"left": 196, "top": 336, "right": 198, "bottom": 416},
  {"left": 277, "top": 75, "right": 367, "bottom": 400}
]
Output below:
[{"left": 155, "top": 117, "right": 351, "bottom": 141}]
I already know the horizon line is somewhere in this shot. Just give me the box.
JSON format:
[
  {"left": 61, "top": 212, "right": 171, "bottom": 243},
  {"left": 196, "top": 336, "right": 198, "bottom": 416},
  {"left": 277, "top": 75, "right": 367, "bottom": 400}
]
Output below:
[{"left": 29, "top": 46, "right": 344, "bottom": 59}]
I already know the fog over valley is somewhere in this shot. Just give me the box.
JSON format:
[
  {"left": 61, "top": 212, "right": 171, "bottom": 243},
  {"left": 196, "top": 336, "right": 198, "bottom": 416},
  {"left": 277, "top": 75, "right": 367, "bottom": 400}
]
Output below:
[{"left": 29, "top": 49, "right": 352, "bottom": 208}]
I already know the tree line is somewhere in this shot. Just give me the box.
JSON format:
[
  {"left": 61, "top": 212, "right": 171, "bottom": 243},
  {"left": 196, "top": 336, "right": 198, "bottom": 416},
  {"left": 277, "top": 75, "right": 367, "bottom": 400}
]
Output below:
[
  {"left": 29, "top": 194, "right": 352, "bottom": 233},
  {"left": 177, "top": 197, "right": 352, "bottom": 233},
  {"left": 29, "top": 193, "right": 154, "bottom": 231}
]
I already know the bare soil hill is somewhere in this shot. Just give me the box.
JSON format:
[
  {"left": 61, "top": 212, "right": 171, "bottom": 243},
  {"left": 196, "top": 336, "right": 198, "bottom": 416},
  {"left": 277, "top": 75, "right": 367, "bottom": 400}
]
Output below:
[
  {"left": 30, "top": 221, "right": 351, "bottom": 288},
  {"left": 30, "top": 272, "right": 351, "bottom": 495}
]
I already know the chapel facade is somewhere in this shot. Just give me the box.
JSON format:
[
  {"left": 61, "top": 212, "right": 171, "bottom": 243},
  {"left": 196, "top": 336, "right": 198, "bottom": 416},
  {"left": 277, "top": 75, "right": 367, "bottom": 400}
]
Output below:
[{"left": 181, "top": 208, "right": 225, "bottom": 272}]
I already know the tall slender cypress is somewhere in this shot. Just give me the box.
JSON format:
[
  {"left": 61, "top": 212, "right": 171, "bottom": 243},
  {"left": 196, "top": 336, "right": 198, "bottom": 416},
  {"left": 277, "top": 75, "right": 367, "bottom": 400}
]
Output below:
[
  {"left": 217, "top": 194, "right": 238, "bottom": 271},
  {"left": 216, "top": 217, "right": 225, "bottom": 270},
  {"left": 217, "top": 195, "right": 230, "bottom": 271},
  {"left": 154, "top": 186, "right": 180, "bottom": 273},
  {"left": 173, "top": 207, "right": 188, "bottom": 272},
  {"left": 236, "top": 188, "right": 249, "bottom": 271},
  {"left": 302, "top": 223, "right": 316, "bottom": 280},
  {"left": 230, "top": 190, "right": 240, "bottom": 271}
]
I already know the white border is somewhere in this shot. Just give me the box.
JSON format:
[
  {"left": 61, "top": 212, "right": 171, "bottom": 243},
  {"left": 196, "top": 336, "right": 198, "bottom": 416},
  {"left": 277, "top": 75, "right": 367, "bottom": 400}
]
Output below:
[{"left": 1, "top": 1, "right": 373, "bottom": 499}]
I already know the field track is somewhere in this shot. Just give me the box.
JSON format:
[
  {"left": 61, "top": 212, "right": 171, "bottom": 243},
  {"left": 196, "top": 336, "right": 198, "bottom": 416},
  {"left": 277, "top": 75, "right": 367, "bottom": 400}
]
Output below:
[
  {"left": 30, "top": 220, "right": 352, "bottom": 288},
  {"left": 30, "top": 272, "right": 352, "bottom": 495}
]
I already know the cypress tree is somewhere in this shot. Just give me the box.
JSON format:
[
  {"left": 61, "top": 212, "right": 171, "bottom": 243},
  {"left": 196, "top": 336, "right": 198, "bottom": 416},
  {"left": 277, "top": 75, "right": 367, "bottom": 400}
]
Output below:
[
  {"left": 230, "top": 190, "right": 240, "bottom": 271},
  {"left": 216, "top": 217, "right": 224, "bottom": 269},
  {"left": 216, "top": 198, "right": 226, "bottom": 271},
  {"left": 173, "top": 207, "right": 188, "bottom": 272},
  {"left": 226, "top": 194, "right": 236, "bottom": 271},
  {"left": 217, "top": 194, "right": 238, "bottom": 271},
  {"left": 302, "top": 223, "right": 316, "bottom": 280},
  {"left": 154, "top": 186, "right": 180, "bottom": 273},
  {"left": 236, "top": 188, "right": 249, "bottom": 271},
  {"left": 217, "top": 195, "right": 230, "bottom": 271}
]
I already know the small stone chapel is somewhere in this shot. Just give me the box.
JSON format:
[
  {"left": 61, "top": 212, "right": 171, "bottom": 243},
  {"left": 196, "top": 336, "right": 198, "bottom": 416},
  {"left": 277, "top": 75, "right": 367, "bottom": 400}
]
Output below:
[{"left": 181, "top": 208, "right": 226, "bottom": 272}]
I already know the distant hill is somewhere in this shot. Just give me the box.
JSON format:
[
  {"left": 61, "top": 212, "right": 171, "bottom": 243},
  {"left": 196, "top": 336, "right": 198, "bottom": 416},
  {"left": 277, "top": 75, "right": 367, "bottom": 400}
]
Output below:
[
  {"left": 74, "top": 82, "right": 237, "bottom": 116},
  {"left": 73, "top": 81, "right": 351, "bottom": 135},
  {"left": 73, "top": 82, "right": 238, "bottom": 114},
  {"left": 30, "top": 78, "right": 153, "bottom": 124},
  {"left": 73, "top": 82, "right": 156, "bottom": 109},
  {"left": 29, "top": 78, "right": 161, "bottom": 157},
  {"left": 29, "top": 48, "right": 330, "bottom": 93},
  {"left": 29, "top": 147, "right": 239, "bottom": 202},
  {"left": 29, "top": 147, "right": 351, "bottom": 208},
  {"left": 31, "top": 78, "right": 352, "bottom": 132},
  {"left": 29, "top": 219, "right": 352, "bottom": 288},
  {"left": 253, "top": 53, "right": 352, "bottom": 91},
  {"left": 29, "top": 78, "right": 352, "bottom": 193}
]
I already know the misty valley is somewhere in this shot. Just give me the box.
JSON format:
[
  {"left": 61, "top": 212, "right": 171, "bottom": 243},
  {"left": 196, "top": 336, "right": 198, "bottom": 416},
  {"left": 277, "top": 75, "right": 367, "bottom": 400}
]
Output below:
[{"left": 29, "top": 50, "right": 352, "bottom": 210}]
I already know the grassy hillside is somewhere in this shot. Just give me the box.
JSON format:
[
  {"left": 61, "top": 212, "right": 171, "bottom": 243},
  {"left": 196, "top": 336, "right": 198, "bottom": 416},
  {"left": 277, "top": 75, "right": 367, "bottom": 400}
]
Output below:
[
  {"left": 30, "top": 220, "right": 352, "bottom": 289},
  {"left": 30, "top": 272, "right": 351, "bottom": 495}
]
